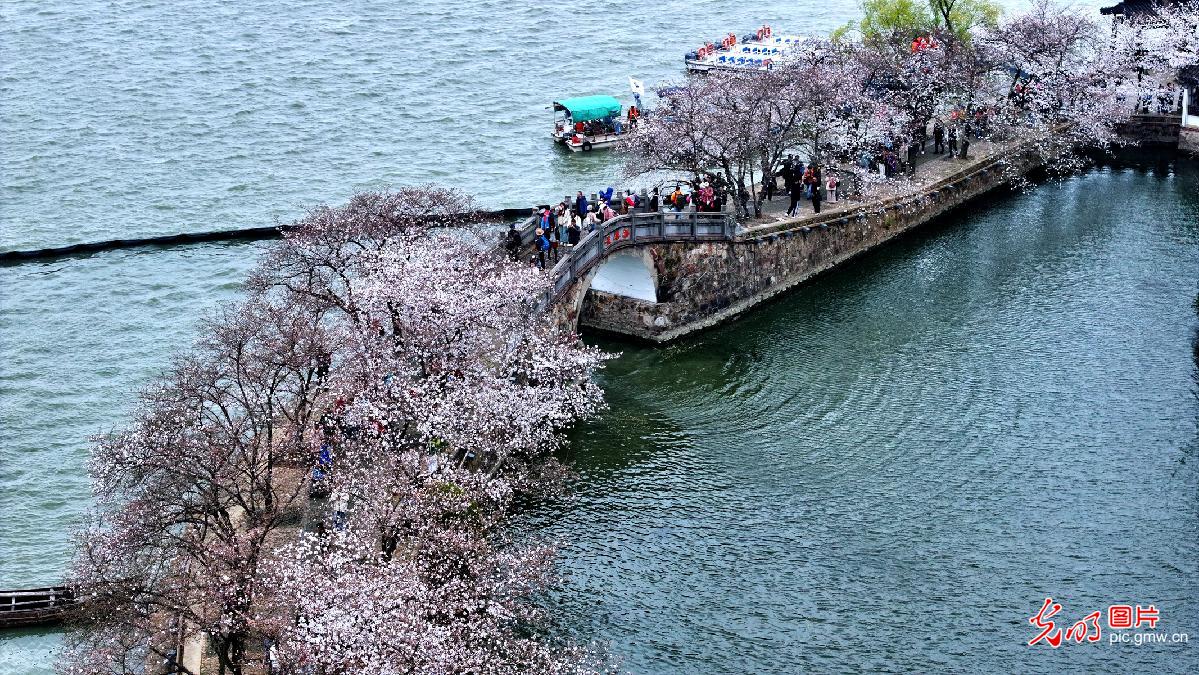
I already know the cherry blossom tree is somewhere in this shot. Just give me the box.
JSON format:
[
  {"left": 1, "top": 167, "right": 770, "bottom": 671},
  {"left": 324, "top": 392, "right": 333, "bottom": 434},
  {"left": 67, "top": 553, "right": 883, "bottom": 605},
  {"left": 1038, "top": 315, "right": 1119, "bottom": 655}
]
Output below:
[
  {"left": 968, "top": 1, "right": 1144, "bottom": 177},
  {"left": 1119, "top": 0, "right": 1199, "bottom": 111},
  {"left": 248, "top": 205, "right": 608, "bottom": 673},
  {"left": 772, "top": 40, "right": 905, "bottom": 167},
  {"left": 621, "top": 41, "right": 904, "bottom": 216},
  {"left": 617, "top": 73, "right": 756, "bottom": 214},
  {"left": 61, "top": 187, "right": 609, "bottom": 675},
  {"left": 61, "top": 296, "right": 335, "bottom": 674}
]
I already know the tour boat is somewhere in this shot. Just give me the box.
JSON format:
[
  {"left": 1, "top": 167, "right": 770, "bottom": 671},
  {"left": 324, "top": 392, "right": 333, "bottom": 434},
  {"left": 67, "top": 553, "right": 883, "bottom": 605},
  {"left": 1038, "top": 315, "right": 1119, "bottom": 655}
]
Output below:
[
  {"left": 551, "top": 95, "right": 628, "bottom": 152},
  {"left": 684, "top": 25, "right": 804, "bottom": 73}
]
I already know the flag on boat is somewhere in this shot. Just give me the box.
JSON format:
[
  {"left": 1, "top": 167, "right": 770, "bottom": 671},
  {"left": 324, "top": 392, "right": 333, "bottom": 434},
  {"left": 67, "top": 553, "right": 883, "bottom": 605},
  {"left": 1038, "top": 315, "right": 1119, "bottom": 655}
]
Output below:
[{"left": 628, "top": 77, "right": 645, "bottom": 95}]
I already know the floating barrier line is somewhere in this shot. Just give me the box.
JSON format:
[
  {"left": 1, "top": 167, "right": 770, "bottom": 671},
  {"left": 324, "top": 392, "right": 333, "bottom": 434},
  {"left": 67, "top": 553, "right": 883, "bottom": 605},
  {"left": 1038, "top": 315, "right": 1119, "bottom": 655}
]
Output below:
[
  {"left": 1, "top": 208, "right": 534, "bottom": 265},
  {"left": 1, "top": 224, "right": 295, "bottom": 264}
]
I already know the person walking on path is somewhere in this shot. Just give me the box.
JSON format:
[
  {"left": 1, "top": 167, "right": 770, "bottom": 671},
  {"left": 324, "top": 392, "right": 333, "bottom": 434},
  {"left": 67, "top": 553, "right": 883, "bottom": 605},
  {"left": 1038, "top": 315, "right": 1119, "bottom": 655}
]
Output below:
[
  {"left": 811, "top": 167, "right": 823, "bottom": 214},
  {"left": 762, "top": 168, "right": 774, "bottom": 202},
  {"left": 786, "top": 180, "right": 801, "bottom": 217},
  {"left": 948, "top": 127, "right": 958, "bottom": 156},
  {"left": 933, "top": 121, "right": 945, "bottom": 154},
  {"left": 699, "top": 182, "right": 715, "bottom": 212},
  {"left": 792, "top": 159, "right": 805, "bottom": 188},
  {"left": 826, "top": 172, "right": 838, "bottom": 205}
]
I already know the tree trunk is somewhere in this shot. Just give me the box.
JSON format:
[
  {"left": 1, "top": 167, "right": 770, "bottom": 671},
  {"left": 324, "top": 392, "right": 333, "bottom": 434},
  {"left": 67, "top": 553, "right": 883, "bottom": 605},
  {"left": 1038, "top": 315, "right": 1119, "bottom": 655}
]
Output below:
[{"left": 748, "top": 164, "right": 761, "bottom": 218}]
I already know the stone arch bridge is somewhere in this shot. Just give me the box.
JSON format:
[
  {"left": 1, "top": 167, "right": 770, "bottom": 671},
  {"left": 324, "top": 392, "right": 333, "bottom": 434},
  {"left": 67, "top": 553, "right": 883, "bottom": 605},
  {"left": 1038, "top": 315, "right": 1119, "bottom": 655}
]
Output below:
[{"left": 516, "top": 146, "right": 1039, "bottom": 343}]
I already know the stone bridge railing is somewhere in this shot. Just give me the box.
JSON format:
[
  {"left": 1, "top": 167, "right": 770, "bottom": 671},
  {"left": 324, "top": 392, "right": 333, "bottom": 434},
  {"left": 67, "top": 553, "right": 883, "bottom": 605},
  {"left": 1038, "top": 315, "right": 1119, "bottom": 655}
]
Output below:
[{"left": 543, "top": 211, "right": 736, "bottom": 300}]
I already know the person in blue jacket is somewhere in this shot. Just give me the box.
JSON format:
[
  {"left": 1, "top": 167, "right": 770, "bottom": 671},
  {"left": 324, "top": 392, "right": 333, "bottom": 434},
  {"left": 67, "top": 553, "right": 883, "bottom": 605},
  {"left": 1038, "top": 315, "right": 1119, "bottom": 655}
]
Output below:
[
  {"left": 575, "top": 191, "right": 588, "bottom": 218},
  {"left": 535, "top": 228, "right": 550, "bottom": 269}
]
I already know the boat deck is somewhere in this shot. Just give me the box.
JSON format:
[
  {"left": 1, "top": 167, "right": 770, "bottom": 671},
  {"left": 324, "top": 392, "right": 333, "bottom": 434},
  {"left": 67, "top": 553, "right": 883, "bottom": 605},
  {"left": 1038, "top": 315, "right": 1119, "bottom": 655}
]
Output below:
[{"left": 685, "top": 34, "right": 805, "bottom": 73}]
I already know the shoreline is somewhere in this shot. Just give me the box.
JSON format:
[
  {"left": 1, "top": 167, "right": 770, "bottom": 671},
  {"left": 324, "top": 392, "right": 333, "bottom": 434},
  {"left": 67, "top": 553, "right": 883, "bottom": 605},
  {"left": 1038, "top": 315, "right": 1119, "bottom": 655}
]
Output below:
[{"left": 574, "top": 138, "right": 1048, "bottom": 343}]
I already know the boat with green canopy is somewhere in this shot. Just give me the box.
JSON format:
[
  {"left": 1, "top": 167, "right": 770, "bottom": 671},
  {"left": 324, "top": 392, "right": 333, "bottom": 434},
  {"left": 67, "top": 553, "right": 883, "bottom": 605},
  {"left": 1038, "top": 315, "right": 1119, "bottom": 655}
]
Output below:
[{"left": 551, "top": 94, "right": 635, "bottom": 152}]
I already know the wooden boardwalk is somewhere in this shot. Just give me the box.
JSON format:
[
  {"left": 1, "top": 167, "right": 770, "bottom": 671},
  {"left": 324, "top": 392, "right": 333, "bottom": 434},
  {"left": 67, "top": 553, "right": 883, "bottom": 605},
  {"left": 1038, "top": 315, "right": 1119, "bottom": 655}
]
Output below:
[{"left": 0, "top": 586, "right": 76, "bottom": 628}]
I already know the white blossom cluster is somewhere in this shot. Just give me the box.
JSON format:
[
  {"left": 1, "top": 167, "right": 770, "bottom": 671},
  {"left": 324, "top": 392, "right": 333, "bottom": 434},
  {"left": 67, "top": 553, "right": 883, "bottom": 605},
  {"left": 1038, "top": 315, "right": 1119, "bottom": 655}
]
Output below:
[
  {"left": 621, "top": 0, "right": 1199, "bottom": 209},
  {"left": 61, "top": 186, "right": 611, "bottom": 674}
]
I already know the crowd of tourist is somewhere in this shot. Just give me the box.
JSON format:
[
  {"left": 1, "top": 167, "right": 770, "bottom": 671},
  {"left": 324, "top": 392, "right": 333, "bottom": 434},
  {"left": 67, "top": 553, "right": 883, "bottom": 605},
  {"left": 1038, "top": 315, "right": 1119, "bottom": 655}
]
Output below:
[
  {"left": 515, "top": 107, "right": 1015, "bottom": 270},
  {"left": 763, "top": 155, "right": 840, "bottom": 217},
  {"left": 506, "top": 177, "right": 740, "bottom": 269},
  {"left": 1138, "top": 83, "right": 1185, "bottom": 115},
  {"left": 852, "top": 113, "right": 992, "bottom": 180}
]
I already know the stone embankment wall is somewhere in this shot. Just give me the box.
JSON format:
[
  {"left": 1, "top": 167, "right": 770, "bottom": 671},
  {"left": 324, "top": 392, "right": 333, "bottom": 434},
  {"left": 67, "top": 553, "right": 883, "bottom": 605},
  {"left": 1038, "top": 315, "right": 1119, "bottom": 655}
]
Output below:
[
  {"left": 579, "top": 147, "right": 1044, "bottom": 342},
  {"left": 1181, "top": 126, "right": 1199, "bottom": 156},
  {"left": 1118, "top": 113, "right": 1182, "bottom": 146}
]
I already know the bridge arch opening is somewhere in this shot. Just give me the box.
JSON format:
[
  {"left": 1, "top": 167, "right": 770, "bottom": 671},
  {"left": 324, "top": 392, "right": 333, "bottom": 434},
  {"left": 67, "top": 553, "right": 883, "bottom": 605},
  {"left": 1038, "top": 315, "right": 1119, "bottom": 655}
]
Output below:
[{"left": 586, "top": 248, "right": 658, "bottom": 302}]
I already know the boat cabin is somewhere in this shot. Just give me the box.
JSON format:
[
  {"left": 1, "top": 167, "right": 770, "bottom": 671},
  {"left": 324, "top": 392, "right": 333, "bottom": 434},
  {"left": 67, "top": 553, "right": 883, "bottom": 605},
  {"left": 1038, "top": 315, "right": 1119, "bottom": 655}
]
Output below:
[{"left": 551, "top": 95, "right": 628, "bottom": 152}]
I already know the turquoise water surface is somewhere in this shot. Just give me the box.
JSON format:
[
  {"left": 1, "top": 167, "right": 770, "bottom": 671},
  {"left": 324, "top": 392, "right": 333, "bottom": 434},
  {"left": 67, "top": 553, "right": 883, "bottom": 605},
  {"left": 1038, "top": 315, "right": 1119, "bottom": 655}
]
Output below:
[{"left": 5, "top": 1, "right": 1190, "bottom": 672}]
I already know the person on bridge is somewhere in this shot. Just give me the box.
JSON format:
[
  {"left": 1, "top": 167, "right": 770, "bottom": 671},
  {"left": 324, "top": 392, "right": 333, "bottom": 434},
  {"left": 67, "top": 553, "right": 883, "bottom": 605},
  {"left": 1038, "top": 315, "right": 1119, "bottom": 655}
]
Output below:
[
  {"left": 556, "top": 205, "right": 569, "bottom": 243},
  {"left": 535, "top": 228, "right": 550, "bottom": 269},
  {"left": 504, "top": 226, "right": 522, "bottom": 261},
  {"left": 568, "top": 218, "right": 581, "bottom": 246},
  {"left": 575, "top": 191, "right": 588, "bottom": 218},
  {"left": 648, "top": 187, "right": 659, "bottom": 212},
  {"left": 789, "top": 157, "right": 805, "bottom": 189},
  {"left": 548, "top": 224, "right": 561, "bottom": 263},
  {"left": 699, "top": 182, "right": 715, "bottom": 212}
]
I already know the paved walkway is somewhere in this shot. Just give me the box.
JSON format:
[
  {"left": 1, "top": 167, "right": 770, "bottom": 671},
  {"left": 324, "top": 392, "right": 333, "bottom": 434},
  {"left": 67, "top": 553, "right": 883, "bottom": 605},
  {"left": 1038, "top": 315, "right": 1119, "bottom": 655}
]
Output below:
[{"left": 748, "top": 140, "right": 997, "bottom": 230}]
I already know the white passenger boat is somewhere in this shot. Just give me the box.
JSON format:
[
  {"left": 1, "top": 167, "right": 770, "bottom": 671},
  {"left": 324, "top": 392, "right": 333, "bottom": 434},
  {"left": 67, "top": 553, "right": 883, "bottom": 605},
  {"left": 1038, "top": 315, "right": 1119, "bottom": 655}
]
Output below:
[
  {"left": 683, "top": 25, "right": 804, "bottom": 74},
  {"left": 551, "top": 95, "right": 631, "bottom": 152}
]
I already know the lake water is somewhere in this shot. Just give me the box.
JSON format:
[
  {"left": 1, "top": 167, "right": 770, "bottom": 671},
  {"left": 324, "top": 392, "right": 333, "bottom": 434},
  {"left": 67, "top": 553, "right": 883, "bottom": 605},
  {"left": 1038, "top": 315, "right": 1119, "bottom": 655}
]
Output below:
[
  {"left": 518, "top": 159, "right": 1199, "bottom": 673},
  {"left": 4, "top": 0, "right": 1191, "bottom": 672},
  {"left": 0, "top": 0, "right": 873, "bottom": 253}
]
